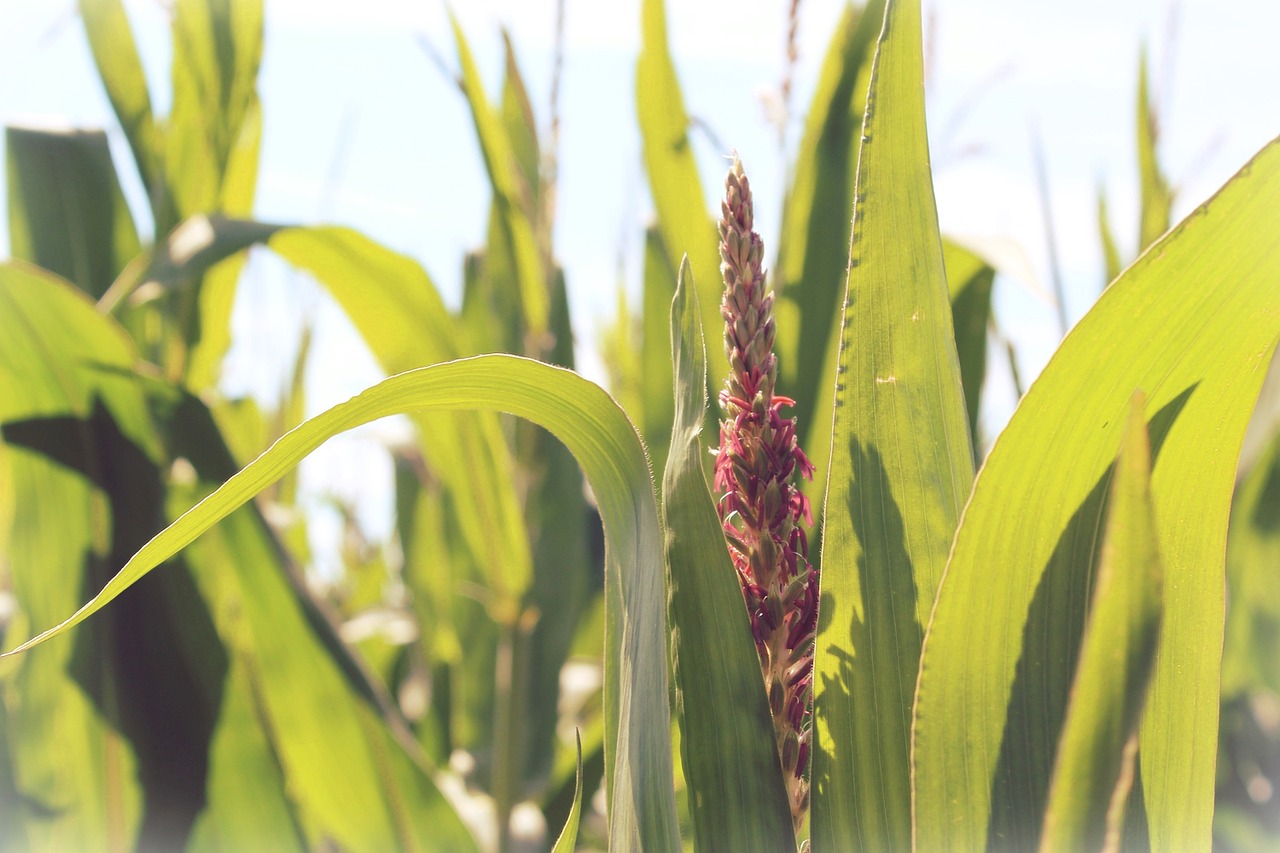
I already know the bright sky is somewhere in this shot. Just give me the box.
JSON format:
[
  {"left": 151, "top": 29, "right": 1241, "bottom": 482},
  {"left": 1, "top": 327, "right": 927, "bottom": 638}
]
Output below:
[{"left": 2, "top": 0, "right": 1278, "bottom": 564}]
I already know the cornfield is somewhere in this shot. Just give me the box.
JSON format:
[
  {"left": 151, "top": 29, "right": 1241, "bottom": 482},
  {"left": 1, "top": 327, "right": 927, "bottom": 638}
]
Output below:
[{"left": 2, "top": 0, "right": 1278, "bottom": 850}]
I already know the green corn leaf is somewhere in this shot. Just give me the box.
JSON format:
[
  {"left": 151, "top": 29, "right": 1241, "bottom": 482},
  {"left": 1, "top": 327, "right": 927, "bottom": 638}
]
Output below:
[
  {"left": 810, "top": 0, "right": 976, "bottom": 848},
  {"left": 599, "top": 280, "right": 645, "bottom": 431},
  {"left": 166, "top": 0, "right": 263, "bottom": 224},
  {"left": 1, "top": 354, "right": 682, "bottom": 851},
  {"left": 1216, "top": 418, "right": 1280, "bottom": 850},
  {"left": 1039, "top": 392, "right": 1164, "bottom": 853},
  {"left": 775, "top": 0, "right": 884, "bottom": 495},
  {"left": 185, "top": 656, "right": 303, "bottom": 853},
  {"left": 0, "top": 262, "right": 153, "bottom": 849},
  {"left": 464, "top": 29, "right": 545, "bottom": 357},
  {"left": 77, "top": 0, "right": 164, "bottom": 211},
  {"left": 499, "top": 30, "right": 542, "bottom": 219},
  {"left": 0, "top": 263, "right": 240, "bottom": 851},
  {"left": 164, "top": 395, "right": 474, "bottom": 852},
  {"left": 1222, "top": 424, "right": 1280, "bottom": 700},
  {"left": 267, "top": 227, "right": 534, "bottom": 605},
  {"left": 186, "top": 94, "right": 262, "bottom": 391},
  {"left": 637, "top": 0, "right": 722, "bottom": 392},
  {"left": 543, "top": 711, "right": 606, "bottom": 840},
  {"left": 1136, "top": 49, "right": 1172, "bottom": 253},
  {"left": 6, "top": 126, "right": 141, "bottom": 301},
  {"left": 641, "top": 225, "right": 678, "bottom": 476},
  {"left": 124, "top": 216, "right": 535, "bottom": 605},
  {"left": 450, "top": 13, "right": 548, "bottom": 341},
  {"left": 516, "top": 270, "right": 596, "bottom": 786},
  {"left": 663, "top": 258, "right": 795, "bottom": 850},
  {"left": 550, "top": 732, "right": 584, "bottom": 853},
  {"left": 1, "top": 263, "right": 475, "bottom": 850},
  {"left": 912, "top": 136, "right": 1280, "bottom": 853},
  {"left": 1097, "top": 183, "right": 1123, "bottom": 287},
  {"left": 944, "top": 239, "right": 997, "bottom": 458},
  {"left": 162, "top": 0, "right": 264, "bottom": 389}
]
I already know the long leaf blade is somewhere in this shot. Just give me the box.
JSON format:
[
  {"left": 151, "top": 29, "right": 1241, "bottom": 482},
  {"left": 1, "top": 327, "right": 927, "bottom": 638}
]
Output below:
[
  {"left": 450, "top": 14, "right": 548, "bottom": 339},
  {"left": 1, "top": 354, "right": 681, "bottom": 851},
  {"left": 1039, "top": 392, "right": 1164, "bottom": 853},
  {"left": 5, "top": 126, "right": 141, "bottom": 300},
  {"left": 550, "top": 732, "right": 584, "bottom": 853},
  {"left": 911, "top": 136, "right": 1280, "bottom": 853},
  {"left": 810, "top": 0, "right": 975, "bottom": 848},
  {"left": 776, "top": 0, "right": 883, "bottom": 494},
  {"left": 77, "top": 0, "right": 164, "bottom": 209},
  {"left": 636, "top": 0, "right": 722, "bottom": 391}
]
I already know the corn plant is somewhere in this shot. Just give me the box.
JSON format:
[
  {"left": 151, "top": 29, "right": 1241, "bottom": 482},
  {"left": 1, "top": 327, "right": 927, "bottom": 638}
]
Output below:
[{"left": 3, "top": 0, "right": 1280, "bottom": 850}]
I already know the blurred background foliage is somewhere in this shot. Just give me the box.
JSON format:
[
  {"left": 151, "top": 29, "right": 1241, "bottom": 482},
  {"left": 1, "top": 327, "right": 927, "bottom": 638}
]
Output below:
[{"left": 0, "top": 0, "right": 1276, "bottom": 850}]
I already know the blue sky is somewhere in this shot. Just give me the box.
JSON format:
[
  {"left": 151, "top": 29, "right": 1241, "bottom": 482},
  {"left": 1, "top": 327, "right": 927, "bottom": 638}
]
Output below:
[{"left": 2, "top": 0, "right": 1278, "bottom": 561}]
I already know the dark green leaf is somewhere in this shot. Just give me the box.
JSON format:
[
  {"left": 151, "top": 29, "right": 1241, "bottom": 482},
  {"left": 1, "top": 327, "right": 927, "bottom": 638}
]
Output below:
[
  {"left": 550, "top": 732, "right": 584, "bottom": 853},
  {"left": 450, "top": 13, "right": 548, "bottom": 340},
  {"left": 77, "top": 0, "right": 164, "bottom": 212},
  {"left": 6, "top": 127, "right": 141, "bottom": 300}
]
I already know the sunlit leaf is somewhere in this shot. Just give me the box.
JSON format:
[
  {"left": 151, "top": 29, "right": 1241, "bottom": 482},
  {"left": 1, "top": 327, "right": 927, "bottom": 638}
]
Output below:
[
  {"left": 450, "top": 13, "right": 548, "bottom": 340},
  {"left": 1136, "top": 49, "right": 1172, "bottom": 252},
  {"left": 809, "top": 0, "right": 975, "bottom": 848},
  {"left": 1, "top": 355, "right": 682, "bottom": 851},
  {"left": 1097, "top": 184, "right": 1123, "bottom": 287},
  {"left": 1222, "top": 424, "right": 1280, "bottom": 699},
  {"left": 775, "top": 0, "right": 883, "bottom": 499},
  {"left": 641, "top": 225, "right": 678, "bottom": 476},
  {"left": 1039, "top": 392, "right": 1164, "bottom": 853},
  {"left": 944, "top": 239, "right": 996, "bottom": 457},
  {"left": 129, "top": 217, "right": 535, "bottom": 604},
  {"left": 0, "top": 264, "right": 227, "bottom": 850},
  {"left": 637, "top": 0, "right": 722, "bottom": 392},
  {"left": 77, "top": 0, "right": 164, "bottom": 211},
  {"left": 0, "top": 263, "right": 149, "bottom": 850},
  {"left": 165, "top": 396, "right": 474, "bottom": 851},
  {"left": 517, "top": 271, "right": 596, "bottom": 786},
  {"left": 166, "top": 0, "right": 263, "bottom": 224},
  {"left": 912, "top": 136, "right": 1280, "bottom": 853}
]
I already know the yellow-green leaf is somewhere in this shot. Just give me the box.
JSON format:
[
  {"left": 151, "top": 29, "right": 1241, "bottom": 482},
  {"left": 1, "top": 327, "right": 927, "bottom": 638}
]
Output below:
[
  {"left": 637, "top": 0, "right": 722, "bottom": 392},
  {"left": 810, "top": 0, "right": 975, "bottom": 848},
  {"left": 775, "top": 0, "right": 883, "bottom": 493},
  {"left": 450, "top": 14, "right": 548, "bottom": 340},
  {"left": 912, "top": 136, "right": 1280, "bottom": 853},
  {"left": 1, "top": 354, "right": 681, "bottom": 851},
  {"left": 1039, "top": 392, "right": 1164, "bottom": 853}
]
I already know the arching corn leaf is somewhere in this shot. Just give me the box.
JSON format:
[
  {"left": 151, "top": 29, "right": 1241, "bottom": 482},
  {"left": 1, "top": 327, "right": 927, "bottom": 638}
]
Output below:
[
  {"left": 1, "top": 354, "right": 681, "bottom": 851},
  {"left": 912, "top": 136, "right": 1280, "bottom": 853}
]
